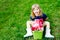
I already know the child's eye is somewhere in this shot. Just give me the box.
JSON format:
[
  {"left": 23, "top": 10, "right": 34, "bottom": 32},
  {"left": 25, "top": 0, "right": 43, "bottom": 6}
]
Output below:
[{"left": 37, "top": 8, "right": 39, "bottom": 10}]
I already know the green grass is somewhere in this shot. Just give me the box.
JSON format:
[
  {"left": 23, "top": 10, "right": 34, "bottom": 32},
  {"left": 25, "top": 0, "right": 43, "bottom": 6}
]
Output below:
[{"left": 0, "top": 0, "right": 60, "bottom": 40}]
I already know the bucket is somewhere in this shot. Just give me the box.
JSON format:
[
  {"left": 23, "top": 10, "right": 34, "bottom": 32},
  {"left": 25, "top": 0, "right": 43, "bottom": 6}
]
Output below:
[{"left": 33, "top": 30, "right": 43, "bottom": 39}]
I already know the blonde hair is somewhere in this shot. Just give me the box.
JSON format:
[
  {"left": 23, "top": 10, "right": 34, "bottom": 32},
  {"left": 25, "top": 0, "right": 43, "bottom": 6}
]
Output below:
[{"left": 31, "top": 4, "right": 42, "bottom": 18}]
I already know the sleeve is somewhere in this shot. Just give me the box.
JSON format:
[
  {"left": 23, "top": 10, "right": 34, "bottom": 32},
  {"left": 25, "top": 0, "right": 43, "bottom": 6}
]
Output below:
[
  {"left": 30, "top": 16, "right": 35, "bottom": 21},
  {"left": 43, "top": 14, "right": 47, "bottom": 21}
]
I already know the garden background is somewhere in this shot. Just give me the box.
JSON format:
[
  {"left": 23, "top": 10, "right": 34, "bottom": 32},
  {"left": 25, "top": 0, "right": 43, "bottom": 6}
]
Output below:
[{"left": 0, "top": 0, "right": 60, "bottom": 40}]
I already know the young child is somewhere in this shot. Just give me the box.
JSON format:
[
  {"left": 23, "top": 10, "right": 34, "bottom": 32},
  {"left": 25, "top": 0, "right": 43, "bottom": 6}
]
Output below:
[{"left": 24, "top": 4, "right": 54, "bottom": 38}]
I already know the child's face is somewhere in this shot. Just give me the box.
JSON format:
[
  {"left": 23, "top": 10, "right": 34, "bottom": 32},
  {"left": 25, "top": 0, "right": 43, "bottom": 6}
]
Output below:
[{"left": 33, "top": 7, "right": 40, "bottom": 16}]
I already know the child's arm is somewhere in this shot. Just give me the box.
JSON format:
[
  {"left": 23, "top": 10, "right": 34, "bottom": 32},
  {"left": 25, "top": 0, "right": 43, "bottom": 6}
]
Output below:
[
  {"left": 45, "top": 17, "right": 48, "bottom": 20},
  {"left": 43, "top": 14, "right": 48, "bottom": 21},
  {"left": 30, "top": 16, "right": 35, "bottom": 21}
]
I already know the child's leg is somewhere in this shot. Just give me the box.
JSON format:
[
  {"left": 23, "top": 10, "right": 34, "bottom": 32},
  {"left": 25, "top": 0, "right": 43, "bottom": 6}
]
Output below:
[
  {"left": 43, "top": 21, "right": 54, "bottom": 38},
  {"left": 24, "top": 21, "right": 34, "bottom": 37}
]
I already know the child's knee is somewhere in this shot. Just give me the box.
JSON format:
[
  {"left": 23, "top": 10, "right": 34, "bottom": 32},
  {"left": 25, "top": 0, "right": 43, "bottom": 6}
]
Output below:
[
  {"left": 45, "top": 21, "right": 50, "bottom": 25},
  {"left": 26, "top": 21, "right": 33, "bottom": 24},
  {"left": 26, "top": 21, "right": 30, "bottom": 24}
]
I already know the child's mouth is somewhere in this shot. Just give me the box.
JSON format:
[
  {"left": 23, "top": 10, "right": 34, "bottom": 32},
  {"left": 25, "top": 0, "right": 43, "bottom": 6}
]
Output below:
[{"left": 35, "top": 12, "right": 38, "bottom": 13}]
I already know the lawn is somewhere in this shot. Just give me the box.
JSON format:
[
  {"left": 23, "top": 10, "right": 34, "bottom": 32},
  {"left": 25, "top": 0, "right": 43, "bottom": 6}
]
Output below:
[{"left": 0, "top": 0, "right": 60, "bottom": 40}]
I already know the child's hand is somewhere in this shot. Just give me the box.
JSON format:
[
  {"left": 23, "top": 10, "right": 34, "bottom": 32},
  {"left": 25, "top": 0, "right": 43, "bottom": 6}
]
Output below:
[{"left": 38, "top": 27, "right": 44, "bottom": 31}]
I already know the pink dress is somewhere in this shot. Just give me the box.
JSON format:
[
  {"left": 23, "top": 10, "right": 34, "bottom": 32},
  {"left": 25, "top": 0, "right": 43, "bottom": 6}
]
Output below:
[{"left": 31, "top": 18, "right": 44, "bottom": 31}]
